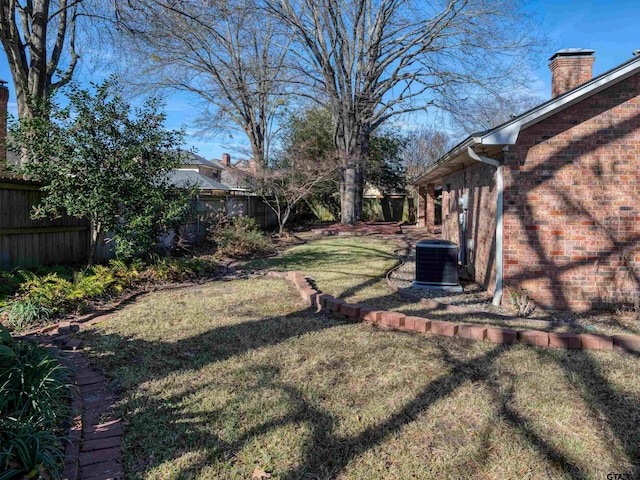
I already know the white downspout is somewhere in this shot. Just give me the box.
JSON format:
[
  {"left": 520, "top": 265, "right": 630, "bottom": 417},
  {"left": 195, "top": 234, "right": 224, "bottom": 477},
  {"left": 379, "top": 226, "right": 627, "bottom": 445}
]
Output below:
[{"left": 467, "top": 147, "right": 504, "bottom": 306}]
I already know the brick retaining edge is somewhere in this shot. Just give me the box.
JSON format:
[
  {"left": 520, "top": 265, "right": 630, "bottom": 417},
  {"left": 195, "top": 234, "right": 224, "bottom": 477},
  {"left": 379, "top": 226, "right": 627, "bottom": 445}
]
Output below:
[
  {"left": 18, "top": 320, "right": 124, "bottom": 479},
  {"left": 282, "top": 270, "right": 640, "bottom": 354}
]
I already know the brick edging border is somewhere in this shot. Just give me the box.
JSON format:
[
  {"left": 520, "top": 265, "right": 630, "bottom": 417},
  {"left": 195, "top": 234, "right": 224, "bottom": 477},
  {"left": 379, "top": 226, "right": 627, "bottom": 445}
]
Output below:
[
  {"left": 19, "top": 321, "right": 124, "bottom": 479},
  {"left": 60, "top": 350, "right": 123, "bottom": 480},
  {"left": 276, "top": 270, "right": 640, "bottom": 354}
]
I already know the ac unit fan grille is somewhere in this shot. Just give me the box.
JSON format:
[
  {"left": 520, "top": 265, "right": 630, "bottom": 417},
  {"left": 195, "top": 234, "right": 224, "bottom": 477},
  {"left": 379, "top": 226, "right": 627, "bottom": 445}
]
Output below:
[{"left": 415, "top": 240, "right": 459, "bottom": 286}]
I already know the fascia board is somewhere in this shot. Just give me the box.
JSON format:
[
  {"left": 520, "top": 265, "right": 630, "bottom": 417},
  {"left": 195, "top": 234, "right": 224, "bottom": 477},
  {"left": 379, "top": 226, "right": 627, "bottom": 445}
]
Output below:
[{"left": 479, "top": 56, "right": 640, "bottom": 146}]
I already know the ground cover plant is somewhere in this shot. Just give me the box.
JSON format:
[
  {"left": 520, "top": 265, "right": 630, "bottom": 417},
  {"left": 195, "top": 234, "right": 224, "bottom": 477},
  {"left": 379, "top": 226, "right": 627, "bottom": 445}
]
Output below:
[
  {"left": 0, "top": 326, "right": 71, "bottom": 479},
  {"left": 80, "top": 236, "right": 640, "bottom": 479}
]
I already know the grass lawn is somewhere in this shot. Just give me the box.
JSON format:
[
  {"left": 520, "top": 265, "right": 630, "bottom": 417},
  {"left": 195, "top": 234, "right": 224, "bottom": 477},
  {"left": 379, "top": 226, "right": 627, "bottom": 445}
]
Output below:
[
  {"left": 241, "top": 236, "right": 406, "bottom": 306},
  {"left": 81, "top": 237, "right": 640, "bottom": 479},
  {"left": 244, "top": 236, "right": 639, "bottom": 337}
]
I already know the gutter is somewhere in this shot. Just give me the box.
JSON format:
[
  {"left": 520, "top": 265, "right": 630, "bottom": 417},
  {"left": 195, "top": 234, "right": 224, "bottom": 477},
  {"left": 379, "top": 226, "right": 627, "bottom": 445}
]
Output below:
[
  {"left": 411, "top": 137, "right": 476, "bottom": 185},
  {"left": 467, "top": 147, "right": 504, "bottom": 306}
]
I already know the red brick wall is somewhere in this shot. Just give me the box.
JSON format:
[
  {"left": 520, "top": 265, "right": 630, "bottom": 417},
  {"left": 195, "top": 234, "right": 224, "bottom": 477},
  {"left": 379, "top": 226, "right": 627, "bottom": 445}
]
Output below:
[
  {"left": 503, "top": 72, "right": 640, "bottom": 310},
  {"left": 441, "top": 162, "right": 498, "bottom": 292},
  {"left": 550, "top": 56, "right": 595, "bottom": 98}
]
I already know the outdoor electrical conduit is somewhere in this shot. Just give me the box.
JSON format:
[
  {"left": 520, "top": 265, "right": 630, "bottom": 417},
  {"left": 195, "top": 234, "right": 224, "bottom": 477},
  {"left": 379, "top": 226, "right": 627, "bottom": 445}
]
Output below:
[{"left": 467, "top": 147, "right": 504, "bottom": 306}]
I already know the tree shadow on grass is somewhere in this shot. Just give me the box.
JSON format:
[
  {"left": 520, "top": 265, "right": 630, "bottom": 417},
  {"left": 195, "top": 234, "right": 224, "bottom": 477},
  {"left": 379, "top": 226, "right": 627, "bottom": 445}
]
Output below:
[
  {"left": 542, "top": 348, "right": 640, "bottom": 477},
  {"left": 241, "top": 240, "right": 400, "bottom": 273},
  {"left": 81, "top": 308, "right": 339, "bottom": 388},
  {"left": 435, "top": 343, "right": 588, "bottom": 479},
  {"left": 80, "top": 268, "right": 640, "bottom": 478}
]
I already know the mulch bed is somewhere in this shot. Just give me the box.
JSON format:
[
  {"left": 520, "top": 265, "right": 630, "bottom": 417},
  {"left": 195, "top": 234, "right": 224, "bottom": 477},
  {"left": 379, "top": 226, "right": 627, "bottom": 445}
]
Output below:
[{"left": 310, "top": 221, "right": 403, "bottom": 236}]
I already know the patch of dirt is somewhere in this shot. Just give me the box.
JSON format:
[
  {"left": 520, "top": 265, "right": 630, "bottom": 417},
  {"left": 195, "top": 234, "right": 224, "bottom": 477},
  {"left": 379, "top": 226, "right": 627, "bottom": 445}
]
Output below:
[{"left": 310, "top": 221, "right": 403, "bottom": 236}]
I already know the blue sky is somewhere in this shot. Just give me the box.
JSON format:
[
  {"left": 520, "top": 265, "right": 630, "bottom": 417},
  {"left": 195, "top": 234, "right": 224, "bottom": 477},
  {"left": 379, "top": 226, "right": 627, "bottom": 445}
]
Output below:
[{"left": 0, "top": 0, "right": 638, "bottom": 161}]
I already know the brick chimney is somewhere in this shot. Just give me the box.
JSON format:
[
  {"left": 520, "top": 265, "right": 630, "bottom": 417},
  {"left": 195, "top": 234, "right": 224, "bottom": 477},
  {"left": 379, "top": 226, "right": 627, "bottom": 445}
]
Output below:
[
  {"left": 0, "top": 79, "right": 8, "bottom": 167},
  {"left": 222, "top": 152, "right": 231, "bottom": 167},
  {"left": 549, "top": 49, "right": 595, "bottom": 97}
]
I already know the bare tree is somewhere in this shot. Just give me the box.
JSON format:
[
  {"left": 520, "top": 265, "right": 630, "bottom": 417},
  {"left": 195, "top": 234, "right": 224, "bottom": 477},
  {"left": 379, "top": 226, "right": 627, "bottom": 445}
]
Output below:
[
  {"left": 233, "top": 151, "right": 337, "bottom": 234},
  {"left": 114, "top": 0, "right": 291, "bottom": 166},
  {"left": 403, "top": 126, "right": 452, "bottom": 180},
  {"left": 446, "top": 91, "right": 544, "bottom": 135},
  {"left": 266, "top": 0, "right": 540, "bottom": 223},
  {"left": 0, "top": 0, "right": 82, "bottom": 119}
]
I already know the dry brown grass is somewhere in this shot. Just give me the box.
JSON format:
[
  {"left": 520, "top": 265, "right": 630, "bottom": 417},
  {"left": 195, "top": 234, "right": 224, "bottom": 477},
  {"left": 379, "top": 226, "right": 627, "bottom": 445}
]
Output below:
[{"left": 81, "top": 264, "right": 640, "bottom": 479}]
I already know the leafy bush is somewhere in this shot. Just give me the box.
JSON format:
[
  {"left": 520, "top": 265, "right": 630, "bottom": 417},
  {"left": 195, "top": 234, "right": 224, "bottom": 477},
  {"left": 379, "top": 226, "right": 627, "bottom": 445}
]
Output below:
[
  {"left": 109, "top": 259, "right": 143, "bottom": 288},
  {"left": 16, "top": 272, "right": 74, "bottom": 314},
  {"left": 10, "top": 77, "right": 196, "bottom": 264},
  {"left": 209, "top": 216, "right": 274, "bottom": 258},
  {"left": 72, "top": 266, "right": 119, "bottom": 299},
  {"left": 0, "top": 325, "right": 71, "bottom": 479},
  {"left": 0, "top": 271, "right": 20, "bottom": 299},
  {"left": 144, "top": 257, "right": 220, "bottom": 282}
]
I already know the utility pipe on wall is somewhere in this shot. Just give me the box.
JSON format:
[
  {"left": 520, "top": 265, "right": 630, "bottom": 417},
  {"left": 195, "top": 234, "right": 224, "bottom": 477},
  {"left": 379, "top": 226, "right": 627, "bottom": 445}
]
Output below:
[{"left": 467, "top": 147, "right": 504, "bottom": 306}]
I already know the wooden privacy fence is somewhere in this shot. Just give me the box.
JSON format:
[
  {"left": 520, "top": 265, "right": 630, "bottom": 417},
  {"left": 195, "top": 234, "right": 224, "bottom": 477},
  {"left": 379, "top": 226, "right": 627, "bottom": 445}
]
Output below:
[
  {"left": 171, "top": 194, "right": 280, "bottom": 244},
  {"left": 0, "top": 179, "right": 89, "bottom": 270},
  {"left": 227, "top": 195, "right": 279, "bottom": 229},
  {"left": 1, "top": 180, "right": 280, "bottom": 268}
]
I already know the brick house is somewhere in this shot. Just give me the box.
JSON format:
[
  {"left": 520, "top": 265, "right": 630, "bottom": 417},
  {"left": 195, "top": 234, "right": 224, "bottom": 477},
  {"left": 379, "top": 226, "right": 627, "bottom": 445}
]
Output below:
[{"left": 413, "top": 49, "right": 640, "bottom": 311}]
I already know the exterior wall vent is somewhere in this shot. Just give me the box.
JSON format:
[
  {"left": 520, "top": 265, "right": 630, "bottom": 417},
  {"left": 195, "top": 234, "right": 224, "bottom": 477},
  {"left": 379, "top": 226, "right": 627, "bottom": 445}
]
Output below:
[{"left": 412, "top": 239, "right": 462, "bottom": 292}]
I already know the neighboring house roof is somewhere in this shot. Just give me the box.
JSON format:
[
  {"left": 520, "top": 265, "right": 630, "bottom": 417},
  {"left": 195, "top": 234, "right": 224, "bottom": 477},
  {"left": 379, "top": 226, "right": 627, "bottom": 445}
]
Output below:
[
  {"left": 413, "top": 53, "right": 640, "bottom": 186},
  {"left": 220, "top": 159, "right": 252, "bottom": 191},
  {"left": 167, "top": 169, "right": 230, "bottom": 192},
  {"left": 363, "top": 182, "right": 405, "bottom": 198},
  {"left": 180, "top": 151, "right": 224, "bottom": 170}
]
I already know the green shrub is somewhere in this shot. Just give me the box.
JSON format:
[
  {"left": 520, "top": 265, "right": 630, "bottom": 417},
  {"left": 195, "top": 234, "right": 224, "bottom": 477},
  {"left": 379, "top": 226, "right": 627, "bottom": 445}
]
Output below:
[
  {"left": 0, "top": 325, "right": 71, "bottom": 479},
  {"left": 209, "top": 216, "right": 274, "bottom": 258},
  {"left": 71, "top": 265, "right": 119, "bottom": 299},
  {"left": 145, "top": 257, "right": 220, "bottom": 282},
  {"left": 33, "top": 265, "right": 74, "bottom": 282},
  {"left": 0, "top": 271, "right": 20, "bottom": 299},
  {"left": 108, "top": 259, "right": 143, "bottom": 288},
  {"left": 17, "top": 271, "right": 74, "bottom": 314}
]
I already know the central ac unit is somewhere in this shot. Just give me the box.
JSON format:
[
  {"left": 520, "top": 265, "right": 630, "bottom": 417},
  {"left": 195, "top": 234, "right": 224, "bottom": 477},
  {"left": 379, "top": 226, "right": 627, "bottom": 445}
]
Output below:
[{"left": 412, "top": 239, "right": 462, "bottom": 291}]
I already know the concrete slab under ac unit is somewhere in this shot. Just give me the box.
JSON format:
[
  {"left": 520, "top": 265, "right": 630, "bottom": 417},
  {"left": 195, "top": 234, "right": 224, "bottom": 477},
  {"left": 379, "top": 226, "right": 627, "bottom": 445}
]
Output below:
[{"left": 412, "top": 281, "right": 463, "bottom": 293}]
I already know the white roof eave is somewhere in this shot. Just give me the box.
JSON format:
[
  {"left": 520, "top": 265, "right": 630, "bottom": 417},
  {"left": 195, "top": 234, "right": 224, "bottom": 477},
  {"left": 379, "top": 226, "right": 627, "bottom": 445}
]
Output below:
[
  {"left": 479, "top": 55, "right": 640, "bottom": 146},
  {"left": 412, "top": 54, "right": 640, "bottom": 186}
]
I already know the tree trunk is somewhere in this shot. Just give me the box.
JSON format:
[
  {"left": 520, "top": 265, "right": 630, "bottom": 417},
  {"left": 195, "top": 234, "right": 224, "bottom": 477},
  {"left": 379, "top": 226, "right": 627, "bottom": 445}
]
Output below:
[
  {"left": 88, "top": 221, "right": 103, "bottom": 265},
  {"left": 341, "top": 166, "right": 358, "bottom": 224},
  {"left": 246, "top": 122, "right": 266, "bottom": 168},
  {"left": 338, "top": 130, "right": 369, "bottom": 224},
  {"left": 335, "top": 120, "right": 360, "bottom": 224},
  {"left": 279, "top": 206, "right": 291, "bottom": 235},
  {"left": 354, "top": 131, "right": 370, "bottom": 222}
]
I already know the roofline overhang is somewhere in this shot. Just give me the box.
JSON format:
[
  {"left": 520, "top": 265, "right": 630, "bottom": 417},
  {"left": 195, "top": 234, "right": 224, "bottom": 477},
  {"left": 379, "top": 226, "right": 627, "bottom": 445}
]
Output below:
[{"left": 412, "top": 54, "right": 640, "bottom": 186}]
